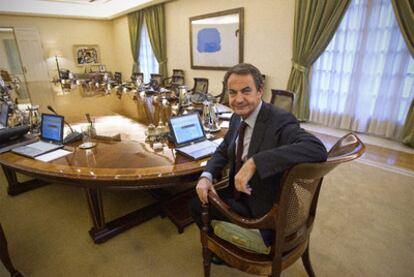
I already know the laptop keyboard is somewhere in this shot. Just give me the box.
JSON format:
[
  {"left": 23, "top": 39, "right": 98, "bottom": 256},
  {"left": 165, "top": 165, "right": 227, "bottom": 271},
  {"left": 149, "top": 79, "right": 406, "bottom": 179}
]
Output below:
[{"left": 177, "top": 140, "right": 216, "bottom": 152}]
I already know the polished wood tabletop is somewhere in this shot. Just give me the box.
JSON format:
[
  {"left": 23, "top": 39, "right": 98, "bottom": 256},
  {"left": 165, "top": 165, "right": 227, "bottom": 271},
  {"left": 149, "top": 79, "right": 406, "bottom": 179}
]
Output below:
[
  {"left": 0, "top": 115, "right": 218, "bottom": 189},
  {"left": 0, "top": 113, "right": 227, "bottom": 242}
]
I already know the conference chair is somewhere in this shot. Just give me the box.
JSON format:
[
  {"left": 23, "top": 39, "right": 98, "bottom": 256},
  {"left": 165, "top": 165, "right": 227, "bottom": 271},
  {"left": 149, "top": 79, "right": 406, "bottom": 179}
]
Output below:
[
  {"left": 131, "top": 72, "right": 144, "bottom": 84},
  {"left": 0, "top": 223, "right": 23, "bottom": 277},
  {"left": 270, "top": 89, "right": 295, "bottom": 113},
  {"left": 188, "top": 78, "right": 209, "bottom": 94},
  {"left": 164, "top": 69, "right": 185, "bottom": 87},
  {"left": 200, "top": 132, "right": 365, "bottom": 277}
]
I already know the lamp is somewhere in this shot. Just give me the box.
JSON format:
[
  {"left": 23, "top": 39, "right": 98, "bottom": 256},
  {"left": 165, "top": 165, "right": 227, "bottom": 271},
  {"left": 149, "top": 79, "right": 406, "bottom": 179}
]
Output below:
[{"left": 49, "top": 49, "right": 63, "bottom": 88}]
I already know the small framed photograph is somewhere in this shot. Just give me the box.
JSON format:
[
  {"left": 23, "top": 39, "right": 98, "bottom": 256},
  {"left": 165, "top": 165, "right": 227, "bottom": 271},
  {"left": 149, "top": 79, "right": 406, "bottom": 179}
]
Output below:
[{"left": 73, "top": 44, "right": 100, "bottom": 66}]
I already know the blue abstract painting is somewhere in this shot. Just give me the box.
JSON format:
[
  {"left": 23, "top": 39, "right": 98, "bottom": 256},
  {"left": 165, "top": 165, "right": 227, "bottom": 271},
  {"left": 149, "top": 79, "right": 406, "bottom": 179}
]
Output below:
[{"left": 197, "top": 28, "right": 221, "bottom": 53}]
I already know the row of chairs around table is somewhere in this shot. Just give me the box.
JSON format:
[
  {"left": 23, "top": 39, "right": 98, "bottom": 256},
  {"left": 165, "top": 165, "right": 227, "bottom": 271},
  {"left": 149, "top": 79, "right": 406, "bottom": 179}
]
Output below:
[
  {"left": 59, "top": 68, "right": 296, "bottom": 113},
  {"left": 132, "top": 72, "right": 296, "bottom": 114}
]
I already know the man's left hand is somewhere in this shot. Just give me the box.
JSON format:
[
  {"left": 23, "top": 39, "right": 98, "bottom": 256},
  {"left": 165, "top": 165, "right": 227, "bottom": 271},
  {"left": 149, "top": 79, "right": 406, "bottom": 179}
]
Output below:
[{"left": 234, "top": 158, "right": 256, "bottom": 195}]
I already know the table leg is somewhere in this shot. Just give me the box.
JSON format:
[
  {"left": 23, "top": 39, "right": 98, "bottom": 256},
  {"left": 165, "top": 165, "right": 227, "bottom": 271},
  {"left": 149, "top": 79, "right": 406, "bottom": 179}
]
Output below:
[
  {"left": 0, "top": 223, "right": 23, "bottom": 277},
  {"left": 1, "top": 165, "right": 49, "bottom": 196},
  {"left": 84, "top": 188, "right": 161, "bottom": 244}
]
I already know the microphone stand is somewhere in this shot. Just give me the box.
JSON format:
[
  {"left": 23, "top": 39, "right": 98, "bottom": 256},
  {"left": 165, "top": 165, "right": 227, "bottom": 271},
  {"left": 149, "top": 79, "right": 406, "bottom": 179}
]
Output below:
[{"left": 47, "top": 105, "right": 83, "bottom": 144}]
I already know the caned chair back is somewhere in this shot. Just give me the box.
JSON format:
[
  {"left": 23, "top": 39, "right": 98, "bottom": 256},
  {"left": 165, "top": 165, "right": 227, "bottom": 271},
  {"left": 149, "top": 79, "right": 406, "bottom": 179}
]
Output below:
[
  {"left": 202, "top": 132, "right": 365, "bottom": 277},
  {"left": 191, "top": 78, "right": 209, "bottom": 94}
]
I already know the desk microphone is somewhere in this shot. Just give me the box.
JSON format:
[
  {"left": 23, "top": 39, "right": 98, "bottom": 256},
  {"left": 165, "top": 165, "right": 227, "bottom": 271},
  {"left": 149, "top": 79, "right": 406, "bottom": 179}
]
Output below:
[{"left": 47, "top": 105, "right": 83, "bottom": 144}]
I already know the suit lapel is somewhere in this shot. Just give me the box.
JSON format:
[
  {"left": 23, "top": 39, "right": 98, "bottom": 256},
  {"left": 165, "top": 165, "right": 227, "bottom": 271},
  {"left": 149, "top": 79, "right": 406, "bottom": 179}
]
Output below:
[{"left": 247, "top": 103, "right": 270, "bottom": 158}]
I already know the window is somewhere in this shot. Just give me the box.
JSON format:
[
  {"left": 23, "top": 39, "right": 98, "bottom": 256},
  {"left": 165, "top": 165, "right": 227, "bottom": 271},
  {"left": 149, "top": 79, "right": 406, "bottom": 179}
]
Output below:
[
  {"left": 139, "top": 21, "right": 158, "bottom": 83},
  {"left": 310, "top": 0, "right": 414, "bottom": 139}
]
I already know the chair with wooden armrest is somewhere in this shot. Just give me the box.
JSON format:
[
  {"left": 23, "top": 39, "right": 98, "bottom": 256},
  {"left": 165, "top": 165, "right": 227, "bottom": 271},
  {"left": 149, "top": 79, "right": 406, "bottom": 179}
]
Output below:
[
  {"left": 270, "top": 89, "right": 295, "bottom": 113},
  {"left": 164, "top": 69, "right": 185, "bottom": 87},
  {"left": 131, "top": 72, "right": 144, "bottom": 83},
  {"left": 0, "top": 223, "right": 23, "bottom": 277},
  {"left": 200, "top": 132, "right": 365, "bottom": 277},
  {"left": 188, "top": 78, "right": 209, "bottom": 94}
]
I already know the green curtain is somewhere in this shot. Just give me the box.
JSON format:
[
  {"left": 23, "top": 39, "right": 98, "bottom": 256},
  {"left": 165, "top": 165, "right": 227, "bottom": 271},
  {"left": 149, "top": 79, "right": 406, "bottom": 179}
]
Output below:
[
  {"left": 402, "top": 100, "right": 414, "bottom": 147},
  {"left": 391, "top": 0, "right": 414, "bottom": 57},
  {"left": 286, "top": 0, "right": 351, "bottom": 121},
  {"left": 144, "top": 4, "right": 168, "bottom": 77},
  {"left": 128, "top": 11, "right": 144, "bottom": 73},
  {"left": 391, "top": 0, "right": 414, "bottom": 147}
]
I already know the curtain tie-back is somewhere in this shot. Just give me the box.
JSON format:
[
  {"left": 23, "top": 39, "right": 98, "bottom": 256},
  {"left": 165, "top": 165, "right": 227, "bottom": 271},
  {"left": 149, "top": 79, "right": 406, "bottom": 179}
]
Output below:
[
  {"left": 159, "top": 59, "right": 167, "bottom": 65},
  {"left": 292, "top": 60, "right": 308, "bottom": 73}
]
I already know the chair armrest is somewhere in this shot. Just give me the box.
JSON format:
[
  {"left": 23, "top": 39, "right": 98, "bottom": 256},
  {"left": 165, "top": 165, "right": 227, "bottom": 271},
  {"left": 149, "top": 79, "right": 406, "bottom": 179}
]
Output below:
[{"left": 207, "top": 191, "right": 277, "bottom": 229}]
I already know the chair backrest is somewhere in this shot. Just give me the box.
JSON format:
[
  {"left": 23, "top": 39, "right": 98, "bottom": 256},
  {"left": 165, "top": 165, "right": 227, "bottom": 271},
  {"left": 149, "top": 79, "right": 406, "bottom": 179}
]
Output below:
[
  {"left": 131, "top": 72, "right": 144, "bottom": 83},
  {"left": 270, "top": 89, "right": 294, "bottom": 113},
  {"left": 192, "top": 77, "right": 209, "bottom": 94},
  {"left": 0, "top": 70, "right": 12, "bottom": 82},
  {"left": 172, "top": 75, "right": 185, "bottom": 86},
  {"left": 150, "top": 73, "right": 163, "bottom": 84},
  {"left": 114, "top": 72, "right": 122, "bottom": 84},
  {"left": 172, "top": 69, "right": 184, "bottom": 77},
  {"left": 272, "top": 133, "right": 365, "bottom": 253}
]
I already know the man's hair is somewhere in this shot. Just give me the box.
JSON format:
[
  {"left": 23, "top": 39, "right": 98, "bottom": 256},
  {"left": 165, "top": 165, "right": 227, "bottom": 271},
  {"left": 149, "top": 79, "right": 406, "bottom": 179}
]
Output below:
[{"left": 223, "top": 63, "right": 264, "bottom": 91}]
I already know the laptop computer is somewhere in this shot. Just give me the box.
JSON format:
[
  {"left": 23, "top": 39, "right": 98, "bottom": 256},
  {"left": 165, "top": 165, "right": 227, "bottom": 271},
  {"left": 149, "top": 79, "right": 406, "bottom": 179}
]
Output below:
[
  {"left": 168, "top": 113, "right": 219, "bottom": 160},
  {"left": 0, "top": 102, "right": 9, "bottom": 129},
  {"left": 12, "top": 113, "right": 64, "bottom": 158}
]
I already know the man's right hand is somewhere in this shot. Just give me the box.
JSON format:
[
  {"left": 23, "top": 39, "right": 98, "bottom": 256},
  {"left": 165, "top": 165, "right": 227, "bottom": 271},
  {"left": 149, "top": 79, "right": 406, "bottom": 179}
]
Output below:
[{"left": 196, "top": 177, "right": 216, "bottom": 204}]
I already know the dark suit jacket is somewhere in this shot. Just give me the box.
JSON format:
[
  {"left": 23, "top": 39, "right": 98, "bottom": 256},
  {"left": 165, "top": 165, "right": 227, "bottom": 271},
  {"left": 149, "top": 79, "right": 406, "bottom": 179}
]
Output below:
[{"left": 205, "top": 102, "right": 328, "bottom": 218}]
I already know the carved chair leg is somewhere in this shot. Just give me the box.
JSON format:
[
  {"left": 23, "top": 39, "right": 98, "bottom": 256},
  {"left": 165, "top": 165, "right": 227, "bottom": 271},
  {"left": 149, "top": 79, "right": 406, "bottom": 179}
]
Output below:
[
  {"left": 201, "top": 203, "right": 211, "bottom": 277},
  {"left": 0, "top": 224, "right": 23, "bottom": 277},
  {"left": 302, "top": 243, "right": 316, "bottom": 277}
]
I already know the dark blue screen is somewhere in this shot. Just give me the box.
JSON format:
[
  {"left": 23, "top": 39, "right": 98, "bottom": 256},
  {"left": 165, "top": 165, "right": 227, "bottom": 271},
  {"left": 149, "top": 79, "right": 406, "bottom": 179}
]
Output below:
[{"left": 41, "top": 114, "right": 63, "bottom": 142}]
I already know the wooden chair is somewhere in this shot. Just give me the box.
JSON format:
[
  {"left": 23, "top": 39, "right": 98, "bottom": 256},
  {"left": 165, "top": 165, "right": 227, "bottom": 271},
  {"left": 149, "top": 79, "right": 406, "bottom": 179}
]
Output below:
[
  {"left": 200, "top": 133, "right": 365, "bottom": 277},
  {"left": 0, "top": 223, "right": 23, "bottom": 277},
  {"left": 270, "top": 89, "right": 295, "bottom": 113},
  {"left": 164, "top": 69, "right": 185, "bottom": 87},
  {"left": 189, "top": 78, "right": 209, "bottom": 94}
]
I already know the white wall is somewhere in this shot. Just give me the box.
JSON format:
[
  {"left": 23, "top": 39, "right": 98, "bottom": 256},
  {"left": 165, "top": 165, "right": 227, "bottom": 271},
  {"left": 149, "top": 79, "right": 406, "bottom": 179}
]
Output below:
[
  {"left": 164, "top": 0, "right": 295, "bottom": 100},
  {"left": 0, "top": 0, "right": 295, "bottom": 102},
  {"left": 0, "top": 15, "right": 116, "bottom": 78}
]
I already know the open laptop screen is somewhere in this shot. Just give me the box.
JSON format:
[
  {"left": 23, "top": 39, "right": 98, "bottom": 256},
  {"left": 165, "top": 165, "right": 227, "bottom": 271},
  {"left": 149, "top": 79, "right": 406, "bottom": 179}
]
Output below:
[
  {"left": 0, "top": 102, "right": 9, "bottom": 127},
  {"left": 41, "top": 113, "right": 64, "bottom": 143},
  {"left": 169, "top": 113, "right": 205, "bottom": 145}
]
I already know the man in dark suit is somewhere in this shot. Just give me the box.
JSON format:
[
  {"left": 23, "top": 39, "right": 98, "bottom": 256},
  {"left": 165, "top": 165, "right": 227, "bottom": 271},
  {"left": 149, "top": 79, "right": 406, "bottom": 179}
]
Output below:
[{"left": 189, "top": 63, "right": 327, "bottom": 249}]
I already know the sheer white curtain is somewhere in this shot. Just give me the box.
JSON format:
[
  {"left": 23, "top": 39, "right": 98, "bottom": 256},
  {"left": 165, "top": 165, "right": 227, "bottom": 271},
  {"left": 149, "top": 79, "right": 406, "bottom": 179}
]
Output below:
[
  {"left": 139, "top": 21, "right": 158, "bottom": 83},
  {"left": 310, "top": 0, "right": 414, "bottom": 140}
]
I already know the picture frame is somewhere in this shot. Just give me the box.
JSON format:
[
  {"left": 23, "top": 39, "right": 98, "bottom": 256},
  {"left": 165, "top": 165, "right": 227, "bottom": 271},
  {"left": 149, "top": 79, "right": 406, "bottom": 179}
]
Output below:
[
  {"left": 73, "top": 44, "right": 100, "bottom": 66},
  {"left": 189, "top": 8, "right": 244, "bottom": 70}
]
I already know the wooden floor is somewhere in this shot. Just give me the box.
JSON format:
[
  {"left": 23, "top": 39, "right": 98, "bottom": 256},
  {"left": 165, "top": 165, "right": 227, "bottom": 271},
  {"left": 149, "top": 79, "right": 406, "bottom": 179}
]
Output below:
[{"left": 313, "top": 132, "right": 414, "bottom": 172}]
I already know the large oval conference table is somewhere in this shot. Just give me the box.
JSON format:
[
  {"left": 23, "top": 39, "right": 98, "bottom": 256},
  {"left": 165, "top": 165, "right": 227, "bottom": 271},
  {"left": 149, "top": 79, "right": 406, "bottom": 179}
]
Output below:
[{"left": 0, "top": 114, "right": 225, "bottom": 243}]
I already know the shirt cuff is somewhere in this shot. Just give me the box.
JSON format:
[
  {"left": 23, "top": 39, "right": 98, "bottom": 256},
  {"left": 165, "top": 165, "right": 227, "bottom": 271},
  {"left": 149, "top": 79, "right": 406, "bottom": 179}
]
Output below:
[{"left": 200, "top": 172, "right": 213, "bottom": 183}]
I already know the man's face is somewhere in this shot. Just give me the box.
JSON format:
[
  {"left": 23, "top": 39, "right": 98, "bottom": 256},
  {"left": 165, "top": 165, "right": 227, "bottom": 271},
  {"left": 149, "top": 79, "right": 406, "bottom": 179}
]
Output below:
[{"left": 227, "top": 73, "right": 263, "bottom": 119}]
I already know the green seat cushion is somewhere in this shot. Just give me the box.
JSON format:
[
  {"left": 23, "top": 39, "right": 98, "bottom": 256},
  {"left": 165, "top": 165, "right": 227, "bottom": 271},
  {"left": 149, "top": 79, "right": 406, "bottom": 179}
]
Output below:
[{"left": 211, "top": 220, "right": 271, "bottom": 254}]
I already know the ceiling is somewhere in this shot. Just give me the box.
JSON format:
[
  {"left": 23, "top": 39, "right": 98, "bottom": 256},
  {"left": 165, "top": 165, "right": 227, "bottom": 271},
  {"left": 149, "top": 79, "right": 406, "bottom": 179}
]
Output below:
[{"left": 0, "top": 0, "right": 168, "bottom": 20}]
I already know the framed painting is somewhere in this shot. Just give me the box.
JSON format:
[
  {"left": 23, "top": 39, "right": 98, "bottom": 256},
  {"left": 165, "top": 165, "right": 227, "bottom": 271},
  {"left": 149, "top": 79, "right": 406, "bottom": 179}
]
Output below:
[
  {"left": 189, "top": 8, "right": 244, "bottom": 70},
  {"left": 73, "top": 44, "right": 100, "bottom": 66}
]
